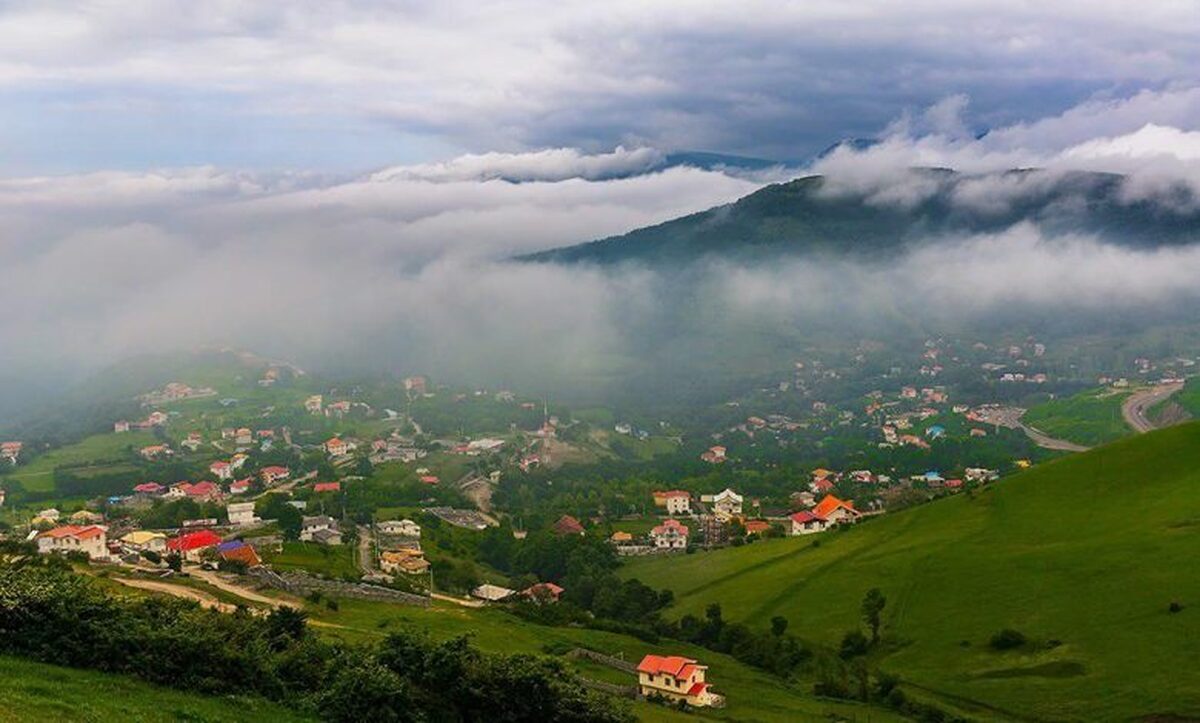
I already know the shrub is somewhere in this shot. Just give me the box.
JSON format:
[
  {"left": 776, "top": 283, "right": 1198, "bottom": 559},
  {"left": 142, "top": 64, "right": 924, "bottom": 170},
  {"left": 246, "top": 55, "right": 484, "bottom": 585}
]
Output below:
[
  {"left": 989, "top": 628, "right": 1027, "bottom": 650},
  {"left": 840, "top": 629, "right": 870, "bottom": 659},
  {"left": 1169, "top": 601, "right": 1184, "bottom": 613}
]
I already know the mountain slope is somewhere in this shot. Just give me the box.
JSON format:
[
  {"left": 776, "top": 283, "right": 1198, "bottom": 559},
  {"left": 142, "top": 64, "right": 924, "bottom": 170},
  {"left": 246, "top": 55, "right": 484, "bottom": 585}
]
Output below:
[
  {"left": 524, "top": 169, "right": 1200, "bottom": 266},
  {"left": 621, "top": 422, "right": 1200, "bottom": 721}
]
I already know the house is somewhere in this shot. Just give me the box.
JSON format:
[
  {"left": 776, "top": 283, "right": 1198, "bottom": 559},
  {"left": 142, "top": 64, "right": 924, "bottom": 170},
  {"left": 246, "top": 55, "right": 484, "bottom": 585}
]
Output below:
[
  {"left": 610, "top": 531, "right": 634, "bottom": 544},
  {"left": 471, "top": 584, "right": 515, "bottom": 602},
  {"left": 304, "top": 395, "right": 323, "bottom": 414},
  {"left": 229, "top": 478, "right": 252, "bottom": 495},
  {"left": 113, "top": 421, "right": 131, "bottom": 433},
  {"left": 419, "top": 475, "right": 440, "bottom": 485},
  {"left": 809, "top": 478, "right": 834, "bottom": 494},
  {"left": 31, "top": 508, "right": 61, "bottom": 527},
  {"left": 227, "top": 501, "right": 259, "bottom": 526},
  {"left": 377, "top": 519, "right": 421, "bottom": 537},
  {"left": 324, "top": 437, "right": 353, "bottom": 457},
  {"left": 552, "top": 514, "right": 585, "bottom": 536},
  {"left": 744, "top": 519, "right": 772, "bottom": 536},
  {"left": 120, "top": 530, "right": 168, "bottom": 553},
  {"left": 235, "top": 428, "right": 253, "bottom": 446},
  {"left": 260, "top": 466, "right": 290, "bottom": 485},
  {"left": 210, "top": 461, "right": 232, "bottom": 480},
  {"left": 653, "top": 490, "right": 691, "bottom": 516},
  {"left": 300, "top": 515, "right": 342, "bottom": 545},
  {"left": 380, "top": 548, "right": 430, "bottom": 575},
  {"left": 230, "top": 453, "right": 248, "bottom": 470},
  {"left": 313, "top": 481, "right": 341, "bottom": 494},
  {"left": 811, "top": 495, "right": 860, "bottom": 525},
  {"left": 185, "top": 481, "right": 223, "bottom": 503},
  {"left": 700, "top": 445, "right": 727, "bottom": 464},
  {"left": 68, "top": 510, "right": 104, "bottom": 525},
  {"left": 709, "top": 488, "right": 743, "bottom": 517},
  {"left": 522, "top": 582, "right": 564, "bottom": 603},
  {"left": 324, "top": 400, "right": 351, "bottom": 418},
  {"left": 37, "top": 525, "right": 108, "bottom": 559},
  {"left": 139, "top": 445, "right": 169, "bottom": 460},
  {"left": 926, "top": 424, "right": 946, "bottom": 439},
  {"left": 167, "top": 530, "right": 223, "bottom": 561},
  {"left": 181, "top": 432, "right": 203, "bottom": 451},
  {"left": 790, "top": 490, "right": 816, "bottom": 509},
  {"left": 146, "top": 411, "right": 168, "bottom": 426},
  {"left": 788, "top": 510, "right": 827, "bottom": 535},
  {"left": 404, "top": 376, "right": 427, "bottom": 394},
  {"left": 649, "top": 519, "right": 689, "bottom": 549},
  {"left": 636, "top": 655, "right": 719, "bottom": 707},
  {"left": 216, "top": 540, "right": 262, "bottom": 567}
]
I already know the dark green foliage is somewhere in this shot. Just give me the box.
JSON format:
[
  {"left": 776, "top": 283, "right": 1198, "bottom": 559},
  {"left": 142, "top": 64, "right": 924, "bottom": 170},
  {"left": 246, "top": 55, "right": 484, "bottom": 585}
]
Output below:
[
  {"left": 0, "top": 563, "right": 632, "bottom": 722},
  {"left": 989, "top": 628, "right": 1028, "bottom": 651},
  {"left": 839, "top": 630, "right": 869, "bottom": 659},
  {"left": 861, "top": 588, "right": 886, "bottom": 643}
]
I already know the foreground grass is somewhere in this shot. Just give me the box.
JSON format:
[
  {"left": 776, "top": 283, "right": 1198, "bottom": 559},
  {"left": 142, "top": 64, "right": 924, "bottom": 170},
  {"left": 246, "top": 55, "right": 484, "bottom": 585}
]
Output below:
[
  {"left": 1023, "top": 386, "right": 1131, "bottom": 446},
  {"left": 0, "top": 656, "right": 307, "bottom": 723},
  {"left": 306, "top": 598, "right": 903, "bottom": 722},
  {"left": 622, "top": 422, "right": 1200, "bottom": 721}
]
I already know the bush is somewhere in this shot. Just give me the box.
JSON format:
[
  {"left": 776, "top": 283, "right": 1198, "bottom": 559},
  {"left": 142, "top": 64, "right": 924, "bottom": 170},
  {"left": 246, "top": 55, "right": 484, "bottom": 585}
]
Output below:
[
  {"left": 1169, "top": 601, "right": 1184, "bottom": 613},
  {"left": 840, "top": 629, "right": 870, "bottom": 659},
  {"left": 989, "top": 628, "right": 1027, "bottom": 650}
]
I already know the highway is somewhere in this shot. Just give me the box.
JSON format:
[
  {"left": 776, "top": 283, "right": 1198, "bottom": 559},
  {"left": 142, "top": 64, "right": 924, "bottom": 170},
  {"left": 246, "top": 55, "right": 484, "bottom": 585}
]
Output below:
[{"left": 1122, "top": 381, "right": 1185, "bottom": 433}]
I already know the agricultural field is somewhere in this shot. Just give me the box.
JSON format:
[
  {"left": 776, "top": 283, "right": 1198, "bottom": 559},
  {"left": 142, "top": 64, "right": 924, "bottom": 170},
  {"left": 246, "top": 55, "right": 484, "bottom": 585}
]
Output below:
[
  {"left": 260, "top": 541, "right": 360, "bottom": 580},
  {"left": 1023, "top": 386, "right": 1132, "bottom": 446},
  {"left": 622, "top": 422, "right": 1200, "bottom": 722},
  {"left": 0, "top": 655, "right": 307, "bottom": 722},
  {"left": 2, "top": 430, "right": 157, "bottom": 493}
]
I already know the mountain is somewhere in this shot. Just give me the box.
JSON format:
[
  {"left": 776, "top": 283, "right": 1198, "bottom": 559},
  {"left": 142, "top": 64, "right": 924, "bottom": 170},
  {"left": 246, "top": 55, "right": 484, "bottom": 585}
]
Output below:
[
  {"left": 621, "top": 422, "right": 1200, "bottom": 721},
  {"left": 522, "top": 169, "right": 1200, "bottom": 266}
]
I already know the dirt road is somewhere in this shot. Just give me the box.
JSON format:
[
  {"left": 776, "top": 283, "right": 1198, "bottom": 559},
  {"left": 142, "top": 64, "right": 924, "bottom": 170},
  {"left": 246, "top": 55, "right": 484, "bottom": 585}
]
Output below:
[
  {"left": 1122, "top": 381, "right": 1185, "bottom": 433},
  {"left": 112, "top": 577, "right": 241, "bottom": 613}
]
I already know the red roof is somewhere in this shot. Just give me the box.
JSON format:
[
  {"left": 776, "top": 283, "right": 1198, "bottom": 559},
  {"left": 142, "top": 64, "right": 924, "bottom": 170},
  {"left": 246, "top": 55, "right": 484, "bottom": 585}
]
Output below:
[
  {"left": 637, "top": 654, "right": 696, "bottom": 677},
  {"left": 167, "top": 530, "right": 222, "bottom": 552},
  {"left": 553, "top": 515, "right": 585, "bottom": 535},
  {"left": 419, "top": 475, "right": 439, "bottom": 484},
  {"left": 650, "top": 518, "right": 688, "bottom": 536},
  {"left": 313, "top": 482, "right": 341, "bottom": 493},
  {"left": 654, "top": 490, "right": 690, "bottom": 499},
  {"left": 133, "top": 482, "right": 163, "bottom": 493},
  {"left": 186, "top": 481, "right": 221, "bottom": 497},
  {"left": 261, "top": 466, "right": 289, "bottom": 477},
  {"left": 812, "top": 494, "right": 855, "bottom": 519},
  {"left": 812, "top": 479, "right": 834, "bottom": 492},
  {"left": 687, "top": 681, "right": 709, "bottom": 697},
  {"left": 789, "top": 510, "right": 820, "bottom": 524},
  {"left": 40, "top": 525, "right": 104, "bottom": 540},
  {"left": 524, "top": 582, "right": 565, "bottom": 598},
  {"left": 744, "top": 519, "right": 771, "bottom": 534}
]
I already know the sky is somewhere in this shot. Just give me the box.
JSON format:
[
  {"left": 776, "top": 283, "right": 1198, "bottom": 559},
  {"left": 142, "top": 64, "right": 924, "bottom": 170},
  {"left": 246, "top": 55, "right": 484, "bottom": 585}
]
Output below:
[
  {"left": 3, "top": 1, "right": 1200, "bottom": 173},
  {"left": 4, "top": 1, "right": 1200, "bottom": 413}
]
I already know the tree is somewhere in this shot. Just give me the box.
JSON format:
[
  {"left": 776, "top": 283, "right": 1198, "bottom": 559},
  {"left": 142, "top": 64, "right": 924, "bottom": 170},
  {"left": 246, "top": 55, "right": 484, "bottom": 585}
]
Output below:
[
  {"left": 861, "top": 587, "right": 886, "bottom": 644},
  {"left": 839, "top": 629, "right": 869, "bottom": 659},
  {"left": 770, "top": 615, "right": 789, "bottom": 637}
]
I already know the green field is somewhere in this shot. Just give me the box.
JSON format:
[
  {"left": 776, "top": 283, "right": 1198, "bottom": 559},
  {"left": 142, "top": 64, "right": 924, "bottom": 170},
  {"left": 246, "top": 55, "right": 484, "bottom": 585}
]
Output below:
[
  {"left": 306, "top": 598, "right": 903, "bottom": 722},
  {"left": 3, "top": 431, "right": 157, "bottom": 493},
  {"left": 0, "top": 655, "right": 307, "bottom": 722},
  {"left": 1173, "top": 376, "right": 1200, "bottom": 417},
  {"left": 260, "top": 541, "right": 360, "bottom": 579},
  {"left": 621, "top": 422, "right": 1200, "bottom": 721},
  {"left": 1023, "top": 386, "right": 1131, "bottom": 446}
]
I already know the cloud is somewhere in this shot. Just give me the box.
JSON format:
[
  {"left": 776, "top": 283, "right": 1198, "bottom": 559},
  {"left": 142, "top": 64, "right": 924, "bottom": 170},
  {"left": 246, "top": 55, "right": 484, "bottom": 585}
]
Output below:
[{"left": 4, "top": 2, "right": 1200, "bottom": 168}]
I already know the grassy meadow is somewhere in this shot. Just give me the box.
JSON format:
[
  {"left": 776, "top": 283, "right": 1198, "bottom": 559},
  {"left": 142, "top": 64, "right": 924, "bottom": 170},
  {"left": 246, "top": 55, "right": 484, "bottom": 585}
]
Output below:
[
  {"left": 621, "top": 422, "right": 1200, "bottom": 721},
  {"left": 1023, "top": 386, "right": 1131, "bottom": 446}
]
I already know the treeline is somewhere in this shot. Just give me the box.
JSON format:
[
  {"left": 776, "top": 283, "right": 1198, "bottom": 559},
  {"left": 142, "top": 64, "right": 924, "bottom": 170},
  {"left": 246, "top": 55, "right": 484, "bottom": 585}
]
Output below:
[{"left": 0, "top": 561, "right": 632, "bottom": 723}]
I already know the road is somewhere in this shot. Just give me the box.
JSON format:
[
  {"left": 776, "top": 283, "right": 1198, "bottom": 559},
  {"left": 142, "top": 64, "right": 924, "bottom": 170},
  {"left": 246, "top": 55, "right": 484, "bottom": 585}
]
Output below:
[
  {"left": 190, "top": 569, "right": 295, "bottom": 609},
  {"left": 112, "top": 576, "right": 241, "bottom": 613},
  {"left": 1017, "top": 423, "right": 1091, "bottom": 453},
  {"left": 356, "top": 524, "right": 376, "bottom": 575},
  {"left": 1122, "top": 381, "right": 1185, "bottom": 433}
]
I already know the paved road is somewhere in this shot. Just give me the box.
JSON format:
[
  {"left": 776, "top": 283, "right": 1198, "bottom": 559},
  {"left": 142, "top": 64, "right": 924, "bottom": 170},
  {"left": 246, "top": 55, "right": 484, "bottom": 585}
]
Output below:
[
  {"left": 356, "top": 525, "right": 376, "bottom": 575},
  {"left": 1122, "top": 382, "right": 1185, "bottom": 433},
  {"left": 1017, "top": 423, "right": 1091, "bottom": 453}
]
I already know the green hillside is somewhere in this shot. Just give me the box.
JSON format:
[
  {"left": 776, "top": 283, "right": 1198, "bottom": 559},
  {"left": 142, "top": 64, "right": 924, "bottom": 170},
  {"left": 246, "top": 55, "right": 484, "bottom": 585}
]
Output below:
[
  {"left": 524, "top": 170, "right": 1200, "bottom": 266},
  {"left": 0, "top": 655, "right": 307, "bottom": 722},
  {"left": 622, "top": 422, "right": 1200, "bottom": 721},
  {"left": 1022, "top": 386, "right": 1131, "bottom": 447}
]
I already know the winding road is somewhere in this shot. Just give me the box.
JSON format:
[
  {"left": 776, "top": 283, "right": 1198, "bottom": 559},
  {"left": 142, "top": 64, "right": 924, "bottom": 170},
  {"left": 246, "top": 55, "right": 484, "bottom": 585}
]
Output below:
[{"left": 1121, "top": 381, "right": 1185, "bottom": 433}]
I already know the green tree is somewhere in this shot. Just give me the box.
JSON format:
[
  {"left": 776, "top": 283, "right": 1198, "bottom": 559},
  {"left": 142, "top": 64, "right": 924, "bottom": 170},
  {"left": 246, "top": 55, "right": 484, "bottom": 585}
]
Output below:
[{"left": 861, "top": 587, "right": 886, "bottom": 644}]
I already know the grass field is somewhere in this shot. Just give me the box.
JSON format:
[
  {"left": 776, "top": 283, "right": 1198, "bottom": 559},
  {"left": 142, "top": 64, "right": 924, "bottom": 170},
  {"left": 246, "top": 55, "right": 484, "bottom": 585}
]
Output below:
[
  {"left": 3, "top": 431, "right": 157, "bottom": 493},
  {"left": 0, "top": 656, "right": 308, "bottom": 722},
  {"left": 260, "top": 541, "right": 359, "bottom": 579},
  {"left": 621, "top": 422, "right": 1200, "bottom": 721},
  {"left": 1023, "top": 386, "right": 1132, "bottom": 446},
  {"left": 305, "top": 598, "right": 903, "bottom": 722}
]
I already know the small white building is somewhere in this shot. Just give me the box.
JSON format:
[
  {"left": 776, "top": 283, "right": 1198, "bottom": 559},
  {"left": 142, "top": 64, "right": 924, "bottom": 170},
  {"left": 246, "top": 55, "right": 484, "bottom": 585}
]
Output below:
[
  {"left": 37, "top": 525, "right": 108, "bottom": 560},
  {"left": 378, "top": 519, "right": 421, "bottom": 537},
  {"left": 709, "top": 488, "right": 743, "bottom": 517},
  {"left": 227, "top": 501, "right": 259, "bottom": 527},
  {"left": 649, "top": 519, "right": 689, "bottom": 549},
  {"left": 654, "top": 490, "right": 691, "bottom": 516}
]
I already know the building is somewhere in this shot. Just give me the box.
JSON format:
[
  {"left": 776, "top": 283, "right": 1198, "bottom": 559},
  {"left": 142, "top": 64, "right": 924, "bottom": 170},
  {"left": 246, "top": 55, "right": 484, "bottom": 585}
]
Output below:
[
  {"left": 649, "top": 519, "right": 689, "bottom": 549},
  {"left": 404, "top": 376, "right": 428, "bottom": 395},
  {"left": 380, "top": 549, "right": 430, "bottom": 575},
  {"left": 700, "top": 445, "right": 727, "bottom": 464},
  {"left": 261, "top": 466, "right": 290, "bottom": 485},
  {"left": 378, "top": 519, "right": 421, "bottom": 537},
  {"left": 471, "top": 583, "right": 515, "bottom": 602},
  {"left": 788, "top": 510, "right": 827, "bottom": 535},
  {"left": 300, "top": 515, "right": 342, "bottom": 545},
  {"left": 304, "top": 395, "right": 323, "bottom": 414},
  {"left": 120, "top": 530, "right": 168, "bottom": 553},
  {"left": 324, "top": 437, "right": 353, "bottom": 457},
  {"left": 313, "top": 481, "right": 341, "bottom": 494},
  {"left": 636, "top": 655, "right": 719, "bottom": 707},
  {"left": 552, "top": 514, "right": 585, "bottom": 536},
  {"left": 653, "top": 490, "right": 691, "bottom": 516},
  {"left": 167, "top": 530, "right": 223, "bottom": 562},
  {"left": 37, "top": 525, "right": 108, "bottom": 559},
  {"left": 709, "top": 488, "right": 743, "bottom": 517},
  {"left": 0, "top": 441, "right": 21, "bottom": 464},
  {"left": 522, "top": 582, "right": 564, "bottom": 603},
  {"left": 113, "top": 421, "right": 131, "bottom": 433},
  {"left": 812, "top": 494, "right": 860, "bottom": 524},
  {"left": 139, "top": 445, "right": 169, "bottom": 460},
  {"left": 227, "top": 501, "right": 259, "bottom": 526},
  {"left": 210, "top": 461, "right": 233, "bottom": 480},
  {"left": 216, "top": 540, "right": 262, "bottom": 567},
  {"left": 610, "top": 531, "right": 634, "bottom": 544}
]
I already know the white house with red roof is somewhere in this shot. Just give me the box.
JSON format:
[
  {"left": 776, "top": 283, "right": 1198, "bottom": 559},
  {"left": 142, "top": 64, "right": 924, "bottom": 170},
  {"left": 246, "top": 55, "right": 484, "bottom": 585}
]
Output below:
[
  {"left": 636, "top": 654, "right": 719, "bottom": 707},
  {"left": 324, "top": 437, "right": 354, "bottom": 457},
  {"left": 789, "top": 494, "right": 860, "bottom": 535},
  {"left": 260, "top": 466, "right": 290, "bottom": 485},
  {"left": 649, "top": 518, "right": 689, "bottom": 549},
  {"left": 788, "top": 510, "right": 827, "bottom": 535},
  {"left": 652, "top": 490, "right": 691, "bottom": 516},
  {"left": 36, "top": 525, "right": 108, "bottom": 559},
  {"left": 209, "top": 460, "right": 233, "bottom": 480}
]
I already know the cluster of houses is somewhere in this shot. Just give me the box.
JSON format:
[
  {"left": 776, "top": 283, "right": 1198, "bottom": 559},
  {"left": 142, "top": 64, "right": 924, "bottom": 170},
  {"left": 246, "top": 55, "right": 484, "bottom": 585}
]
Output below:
[
  {"left": 1, "top": 441, "right": 21, "bottom": 465},
  {"left": 113, "top": 410, "right": 169, "bottom": 433},
  {"left": 30, "top": 513, "right": 265, "bottom": 569},
  {"left": 375, "top": 518, "right": 429, "bottom": 577}
]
